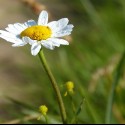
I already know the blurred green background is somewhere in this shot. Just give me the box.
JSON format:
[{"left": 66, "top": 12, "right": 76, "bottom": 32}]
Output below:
[{"left": 0, "top": 0, "right": 125, "bottom": 124}]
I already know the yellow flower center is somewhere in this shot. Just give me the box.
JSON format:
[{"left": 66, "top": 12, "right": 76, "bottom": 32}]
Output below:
[{"left": 20, "top": 25, "right": 52, "bottom": 41}]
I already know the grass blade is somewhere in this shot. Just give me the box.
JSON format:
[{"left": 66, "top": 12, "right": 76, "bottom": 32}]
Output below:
[{"left": 105, "top": 51, "right": 125, "bottom": 123}]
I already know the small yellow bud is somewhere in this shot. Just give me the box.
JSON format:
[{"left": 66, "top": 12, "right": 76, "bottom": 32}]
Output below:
[
  {"left": 66, "top": 81, "right": 74, "bottom": 92},
  {"left": 39, "top": 105, "right": 48, "bottom": 116},
  {"left": 64, "top": 81, "right": 74, "bottom": 96}
]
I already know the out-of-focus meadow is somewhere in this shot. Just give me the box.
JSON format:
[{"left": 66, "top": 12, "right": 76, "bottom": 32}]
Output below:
[{"left": 0, "top": 0, "right": 125, "bottom": 124}]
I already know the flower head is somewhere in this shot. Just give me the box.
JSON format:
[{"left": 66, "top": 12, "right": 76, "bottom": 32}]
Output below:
[
  {"left": 39, "top": 105, "right": 48, "bottom": 116},
  {"left": 64, "top": 81, "right": 74, "bottom": 96},
  {"left": 0, "top": 10, "right": 74, "bottom": 56}
]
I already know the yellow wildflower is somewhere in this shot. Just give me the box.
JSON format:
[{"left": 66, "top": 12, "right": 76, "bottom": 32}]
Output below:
[
  {"left": 64, "top": 81, "right": 74, "bottom": 96},
  {"left": 39, "top": 105, "right": 48, "bottom": 116}
]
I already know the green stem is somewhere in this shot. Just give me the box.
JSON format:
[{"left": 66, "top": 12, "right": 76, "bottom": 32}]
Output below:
[
  {"left": 44, "top": 115, "right": 48, "bottom": 124},
  {"left": 70, "top": 95, "right": 76, "bottom": 115},
  {"left": 105, "top": 51, "right": 125, "bottom": 124},
  {"left": 69, "top": 95, "right": 77, "bottom": 124},
  {"left": 38, "top": 50, "right": 67, "bottom": 124}
]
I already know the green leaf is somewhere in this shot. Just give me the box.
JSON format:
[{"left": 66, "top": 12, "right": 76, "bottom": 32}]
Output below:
[
  {"left": 76, "top": 97, "right": 85, "bottom": 116},
  {"left": 71, "top": 97, "right": 85, "bottom": 124}
]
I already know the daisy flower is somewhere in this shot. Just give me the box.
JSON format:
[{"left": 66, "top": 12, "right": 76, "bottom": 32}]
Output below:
[{"left": 0, "top": 10, "right": 74, "bottom": 56}]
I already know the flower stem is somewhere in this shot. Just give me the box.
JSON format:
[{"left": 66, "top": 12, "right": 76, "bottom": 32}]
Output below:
[
  {"left": 105, "top": 51, "right": 125, "bottom": 124},
  {"left": 38, "top": 50, "right": 67, "bottom": 124},
  {"left": 44, "top": 115, "right": 48, "bottom": 124}
]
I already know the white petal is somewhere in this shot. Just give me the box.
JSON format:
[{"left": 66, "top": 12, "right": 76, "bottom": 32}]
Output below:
[
  {"left": 14, "top": 23, "right": 26, "bottom": 31},
  {"left": 5, "top": 27, "right": 19, "bottom": 35},
  {"left": 31, "top": 42, "right": 41, "bottom": 56},
  {"left": 47, "top": 21, "right": 57, "bottom": 29},
  {"left": 0, "top": 30, "right": 16, "bottom": 39},
  {"left": 24, "top": 20, "right": 37, "bottom": 27},
  {"left": 56, "top": 18, "right": 69, "bottom": 30},
  {"left": 52, "top": 24, "right": 74, "bottom": 37},
  {"left": 0, "top": 35, "right": 26, "bottom": 47},
  {"left": 6, "top": 23, "right": 26, "bottom": 35},
  {"left": 0, "top": 35, "right": 17, "bottom": 43},
  {"left": 0, "top": 30, "right": 20, "bottom": 43},
  {"left": 63, "top": 24, "right": 74, "bottom": 31},
  {"left": 48, "top": 18, "right": 69, "bottom": 33},
  {"left": 47, "top": 38, "right": 69, "bottom": 46},
  {"left": 41, "top": 38, "right": 69, "bottom": 50},
  {"left": 38, "top": 11, "right": 48, "bottom": 25},
  {"left": 22, "top": 37, "right": 36, "bottom": 45},
  {"left": 43, "top": 39, "right": 60, "bottom": 47},
  {"left": 41, "top": 40, "right": 55, "bottom": 50},
  {"left": 12, "top": 41, "right": 27, "bottom": 47},
  {"left": 0, "top": 30, "right": 27, "bottom": 47},
  {"left": 17, "top": 23, "right": 27, "bottom": 29}
]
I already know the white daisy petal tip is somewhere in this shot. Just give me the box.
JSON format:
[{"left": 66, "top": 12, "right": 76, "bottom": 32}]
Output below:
[
  {"left": 38, "top": 10, "right": 48, "bottom": 25},
  {"left": 24, "top": 20, "right": 37, "bottom": 27},
  {"left": 59, "top": 18, "right": 69, "bottom": 25},
  {"left": 31, "top": 42, "right": 41, "bottom": 56},
  {"left": 41, "top": 41, "right": 54, "bottom": 50},
  {"left": 48, "top": 38, "right": 69, "bottom": 46},
  {"left": 12, "top": 41, "right": 27, "bottom": 47},
  {"left": 70, "top": 24, "right": 74, "bottom": 28},
  {"left": 65, "top": 41, "right": 69, "bottom": 45}
]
